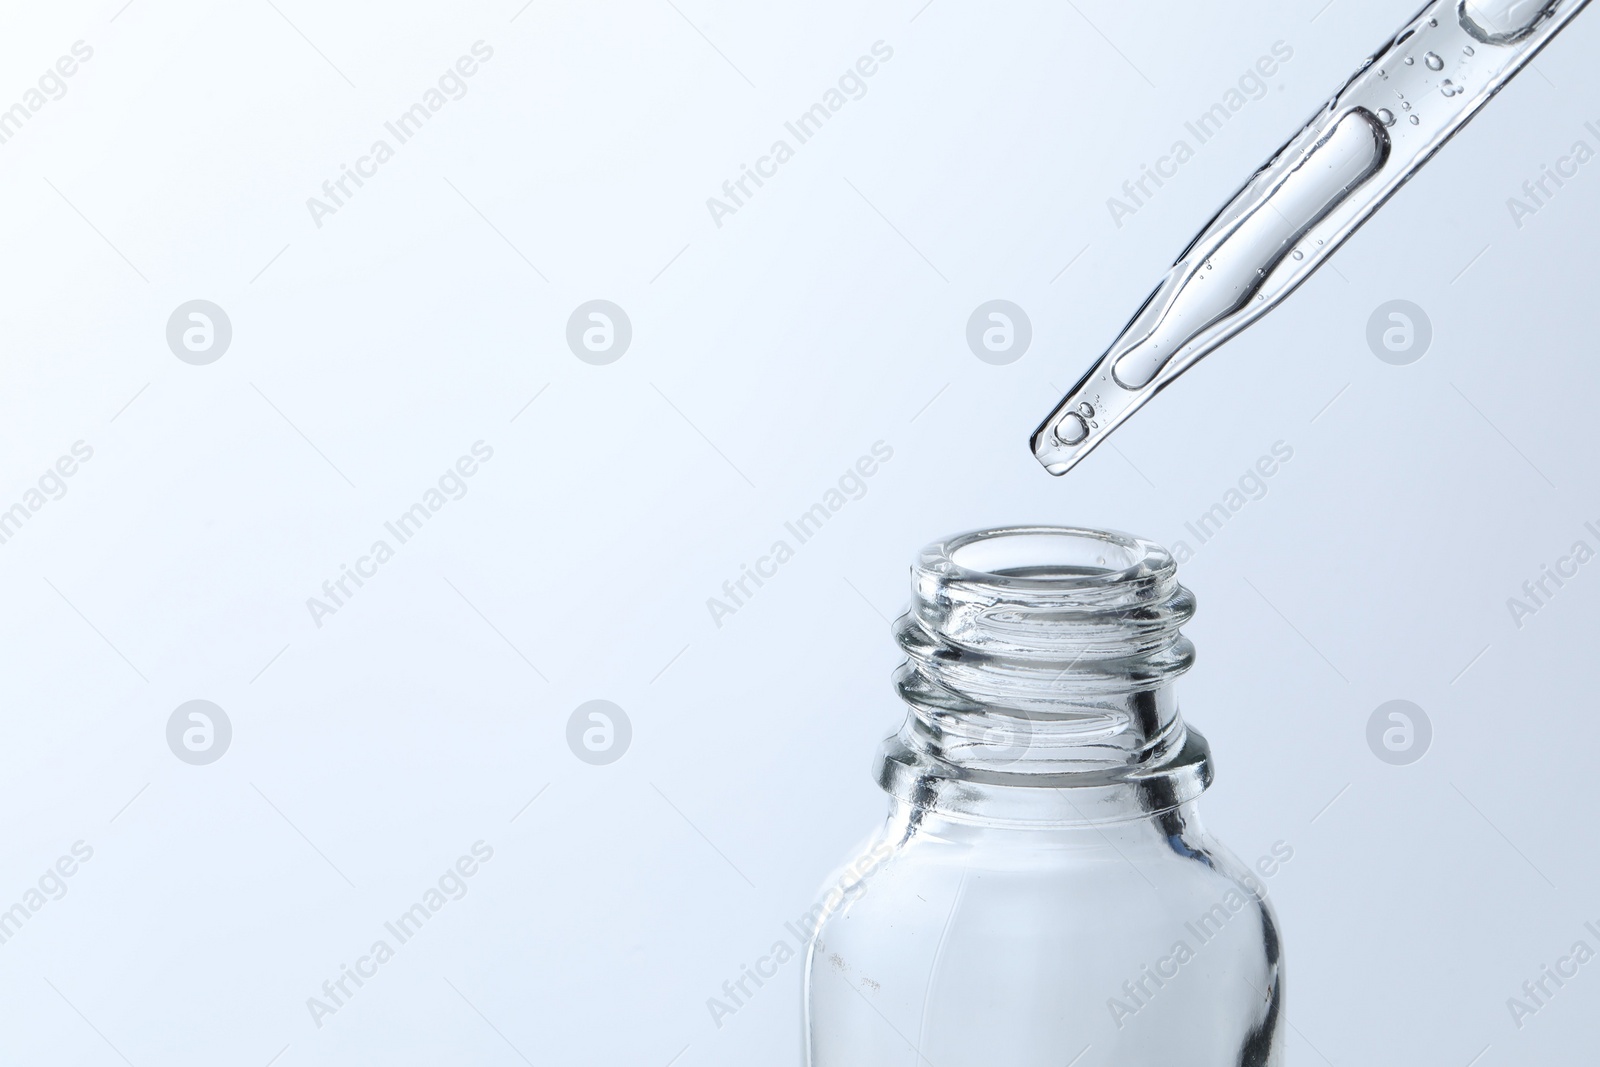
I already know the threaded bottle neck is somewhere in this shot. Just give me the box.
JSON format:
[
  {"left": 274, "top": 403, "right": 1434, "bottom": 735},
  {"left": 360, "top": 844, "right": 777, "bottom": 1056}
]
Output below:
[{"left": 877, "top": 527, "right": 1212, "bottom": 825}]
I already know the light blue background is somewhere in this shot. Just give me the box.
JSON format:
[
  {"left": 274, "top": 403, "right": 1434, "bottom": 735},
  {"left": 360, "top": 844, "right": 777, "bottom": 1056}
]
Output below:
[{"left": 0, "top": 0, "right": 1595, "bottom": 1063}]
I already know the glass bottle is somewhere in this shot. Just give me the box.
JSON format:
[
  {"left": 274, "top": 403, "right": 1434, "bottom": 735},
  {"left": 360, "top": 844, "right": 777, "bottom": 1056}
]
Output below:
[{"left": 802, "top": 526, "right": 1285, "bottom": 1066}]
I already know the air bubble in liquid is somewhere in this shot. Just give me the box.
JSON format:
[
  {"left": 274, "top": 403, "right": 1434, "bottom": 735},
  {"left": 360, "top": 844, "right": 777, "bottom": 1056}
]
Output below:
[
  {"left": 1464, "top": 45, "right": 1476, "bottom": 55},
  {"left": 1377, "top": 107, "right": 1396, "bottom": 125},
  {"left": 1409, "top": 114, "right": 1420, "bottom": 124},
  {"left": 1405, "top": 56, "right": 1415, "bottom": 65},
  {"left": 1055, "top": 413, "right": 1088, "bottom": 445},
  {"left": 1425, "top": 52, "right": 1444, "bottom": 70},
  {"left": 1441, "top": 79, "right": 1461, "bottom": 97},
  {"left": 1461, "top": 0, "right": 1558, "bottom": 44},
  {"left": 1292, "top": 250, "right": 1304, "bottom": 260}
]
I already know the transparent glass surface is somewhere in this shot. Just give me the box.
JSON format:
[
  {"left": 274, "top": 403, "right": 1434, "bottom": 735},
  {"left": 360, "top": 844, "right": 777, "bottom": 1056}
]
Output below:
[
  {"left": 803, "top": 527, "right": 1285, "bottom": 1066},
  {"left": 1034, "top": 0, "right": 1594, "bottom": 474}
]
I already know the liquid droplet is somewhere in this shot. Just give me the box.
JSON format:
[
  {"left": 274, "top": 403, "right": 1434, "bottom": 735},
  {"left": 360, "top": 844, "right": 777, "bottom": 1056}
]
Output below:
[
  {"left": 1292, "top": 250, "right": 1304, "bottom": 260},
  {"left": 1402, "top": 100, "right": 1412, "bottom": 110},
  {"left": 1464, "top": 44, "right": 1476, "bottom": 55},
  {"left": 1441, "top": 79, "right": 1461, "bottom": 97},
  {"left": 1377, "top": 107, "right": 1396, "bottom": 126},
  {"left": 1428, "top": 16, "right": 1438, "bottom": 27},
  {"left": 1409, "top": 114, "right": 1420, "bottom": 125},
  {"left": 1077, "top": 402, "right": 1096, "bottom": 419},
  {"left": 1425, "top": 52, "right": 1444, "bottom": 70},
  {"left": 1404, "top": 55, "right": 1415, "bottom": 65}
]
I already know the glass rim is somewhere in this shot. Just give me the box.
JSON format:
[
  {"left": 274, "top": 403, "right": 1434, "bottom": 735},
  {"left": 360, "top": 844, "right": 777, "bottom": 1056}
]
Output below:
[{"left": 920, "top": 525, "right": 1175, "bottom": 593}]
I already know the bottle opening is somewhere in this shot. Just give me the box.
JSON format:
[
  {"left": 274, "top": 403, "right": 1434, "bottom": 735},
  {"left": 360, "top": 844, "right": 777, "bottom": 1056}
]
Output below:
[
  {"left": 899, "top": 526, "right": 1198, "bottom": 738},
  {"left": 945, "top": 528, "right": 1146, "bottom": 584},
  {"left": 879, "top": 526, "right": 1212, "bottom": 823},
  {"left": 909, "top": 526, "right": 1193, "bottom": 663}
]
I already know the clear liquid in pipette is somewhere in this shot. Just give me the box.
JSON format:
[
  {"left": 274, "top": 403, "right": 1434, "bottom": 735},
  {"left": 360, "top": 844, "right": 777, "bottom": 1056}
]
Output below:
[{"left": 1034, "top": 0, "right": 1592, "bottom": 475}]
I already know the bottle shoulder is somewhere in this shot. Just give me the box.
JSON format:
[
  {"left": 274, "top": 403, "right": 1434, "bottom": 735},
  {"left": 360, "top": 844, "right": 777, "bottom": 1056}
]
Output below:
[{"left": 812, "top": 801, "right": 1281, "bottom": 940}]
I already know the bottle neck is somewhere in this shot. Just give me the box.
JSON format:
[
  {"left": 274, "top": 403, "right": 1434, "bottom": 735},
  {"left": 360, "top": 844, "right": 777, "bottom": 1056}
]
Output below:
[{"left": 875, "top": 527, "right": 1213, "bottom": 827}]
